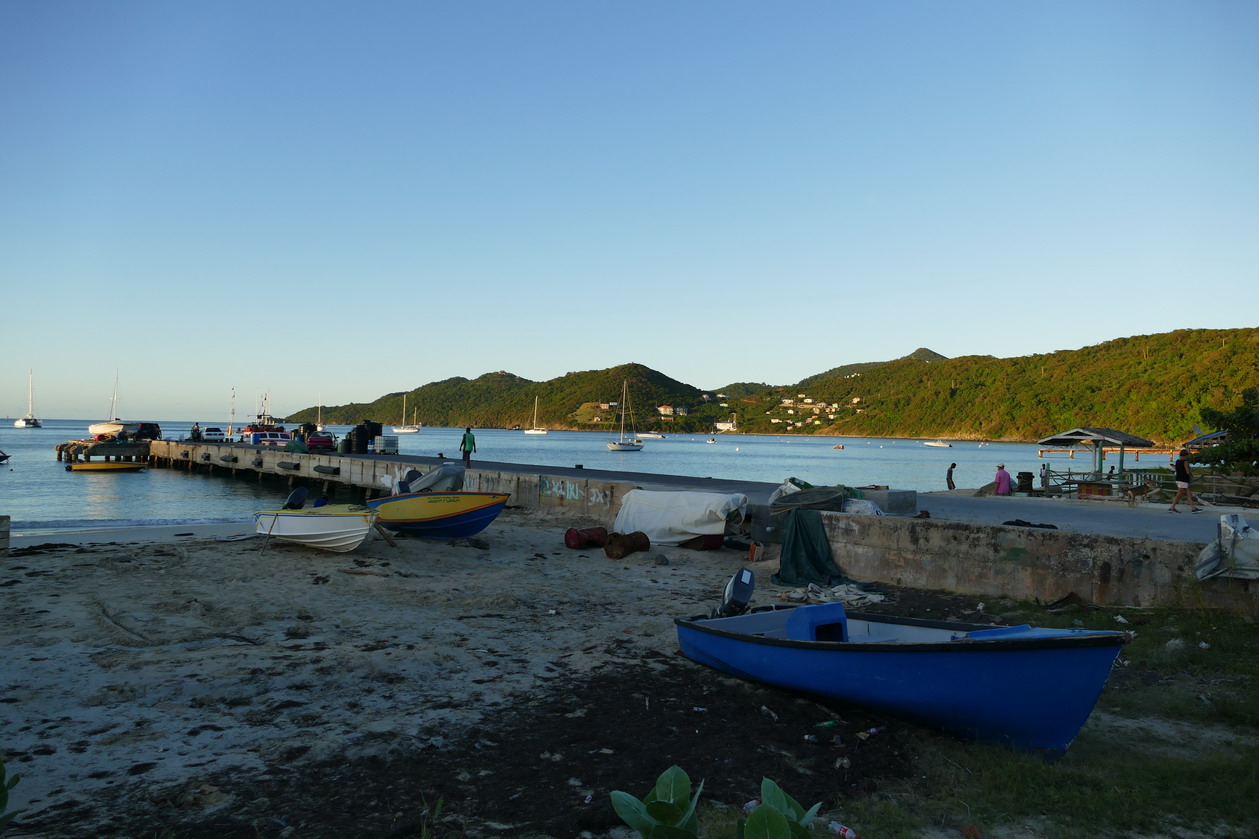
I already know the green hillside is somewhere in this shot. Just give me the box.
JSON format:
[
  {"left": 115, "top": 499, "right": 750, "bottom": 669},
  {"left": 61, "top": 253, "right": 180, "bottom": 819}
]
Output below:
[{"left": 287, "top": 328, "right": 1259, "bottom": 445}]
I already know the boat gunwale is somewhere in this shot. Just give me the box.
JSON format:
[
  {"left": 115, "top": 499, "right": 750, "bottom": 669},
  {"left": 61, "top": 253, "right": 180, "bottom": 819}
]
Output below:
[
  {"left": 674, "top": 608, "right": 1130, "bottom": 653},
  {"left": 367, "top": 491, "right": 510, "bottom": 523}
]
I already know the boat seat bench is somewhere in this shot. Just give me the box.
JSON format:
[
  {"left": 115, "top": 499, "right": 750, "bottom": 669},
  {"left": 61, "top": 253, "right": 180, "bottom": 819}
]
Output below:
[{"left": 785, "top": 602, "right": 849, "bottom": 642}]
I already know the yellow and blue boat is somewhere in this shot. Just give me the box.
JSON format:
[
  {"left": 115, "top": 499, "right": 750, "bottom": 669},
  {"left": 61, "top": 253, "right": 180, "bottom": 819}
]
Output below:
[{"left": 367, "top": 491, "right": 510, "bottom": 539}]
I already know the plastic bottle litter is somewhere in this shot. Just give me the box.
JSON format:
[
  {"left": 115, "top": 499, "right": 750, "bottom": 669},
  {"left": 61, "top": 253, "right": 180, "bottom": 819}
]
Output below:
[
  {"left": 803, "top": 734, "right": 819, "bottom": 744},
  {"left": 743, "top": 799, "right": 760, "bottom": 815},
  {"left": 828, "top": 821, "right": 861, "bottom": 838},
  {"left": 692, "top": 706, "right": 708, "bottom": 713},
  {"left": 814, "top": 720, "right": 840, "bottom": 728}
]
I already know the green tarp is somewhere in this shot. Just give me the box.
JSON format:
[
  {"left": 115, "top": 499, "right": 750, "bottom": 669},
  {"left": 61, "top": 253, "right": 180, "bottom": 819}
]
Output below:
[{"left": 771, "top": 509, "right": 845, "bottom": 587}]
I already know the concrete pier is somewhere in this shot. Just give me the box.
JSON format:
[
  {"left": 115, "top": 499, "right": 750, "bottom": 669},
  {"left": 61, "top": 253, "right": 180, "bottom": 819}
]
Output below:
[
  {"left": 56, "top": 440, "right": 150, "bottom": 464},
  {"left": 148, "top": 440, "right": 763, "bottom": 522}
]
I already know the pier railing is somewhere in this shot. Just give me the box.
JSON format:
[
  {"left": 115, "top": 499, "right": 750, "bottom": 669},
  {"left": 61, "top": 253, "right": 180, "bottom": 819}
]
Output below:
[{"left": 1041, "top": 464, "right": 1258, "bottom": 506}]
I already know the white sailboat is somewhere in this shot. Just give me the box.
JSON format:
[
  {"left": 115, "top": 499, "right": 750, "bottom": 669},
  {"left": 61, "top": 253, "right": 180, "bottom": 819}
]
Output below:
[
  {"left": 316, "top": 393, "right": 325, "bottom": 431},
  {"left": 13, "top": 368, "right": 41, "bottom": 428},
  {"left": 392, "top": 394, "right": 421, "bottom": 434},
  {"left": 524, "top": 395, "right": 548, "bottom": 435},
  {"left": 607, "top": 380, "right": 643, "bottom": 451}
]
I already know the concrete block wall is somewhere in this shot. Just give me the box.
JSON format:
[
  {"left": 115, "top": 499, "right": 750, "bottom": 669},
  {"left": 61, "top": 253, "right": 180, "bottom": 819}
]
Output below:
[
  {"left": 462, "top": 469, "right": 635, "bottom": 520},
  {"left": 816, "top": 511, "right": 1218, "bottom": 608}
]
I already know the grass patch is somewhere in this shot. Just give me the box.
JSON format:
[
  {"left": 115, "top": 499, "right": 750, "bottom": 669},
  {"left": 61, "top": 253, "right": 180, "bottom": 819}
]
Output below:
[{"left": 813, "top": 599, "right": 1259, "bottom": 839}]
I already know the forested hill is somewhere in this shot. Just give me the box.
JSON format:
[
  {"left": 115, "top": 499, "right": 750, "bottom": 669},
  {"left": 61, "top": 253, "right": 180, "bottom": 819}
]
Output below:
[{"left": 289, "top": 328, "right": 1258, "bottom": 445}]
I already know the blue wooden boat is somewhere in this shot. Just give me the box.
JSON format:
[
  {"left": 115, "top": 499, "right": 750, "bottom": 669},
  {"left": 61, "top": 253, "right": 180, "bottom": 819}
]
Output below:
[{"left": 675, "top": 583, "right": 1128, "bottom": 756}]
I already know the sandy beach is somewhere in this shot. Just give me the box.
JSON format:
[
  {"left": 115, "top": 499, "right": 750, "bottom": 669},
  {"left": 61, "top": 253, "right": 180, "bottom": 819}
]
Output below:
[
  {"left": 7, "top": 491, "right": 1244, "bottom": 837},
  {"left": 4, "top": 506, "right": 823, "bottom": 837}
]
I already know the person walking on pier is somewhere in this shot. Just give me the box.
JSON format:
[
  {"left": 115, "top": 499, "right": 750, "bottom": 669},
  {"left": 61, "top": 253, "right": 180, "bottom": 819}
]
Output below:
[
  {"left": 946, "top": 463, "right": 956, "bottom": 490},
  {"left": 1169, "top": 449, "right": 1202, "bottom": 513},
  {"left": 460, "top": 428, "right": 477, "bottom": 467}
]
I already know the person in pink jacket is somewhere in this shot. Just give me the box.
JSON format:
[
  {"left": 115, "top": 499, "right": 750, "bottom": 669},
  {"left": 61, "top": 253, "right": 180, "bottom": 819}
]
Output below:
[{"left": 994, "top": 464, "right": 1012, "bottom": 495}]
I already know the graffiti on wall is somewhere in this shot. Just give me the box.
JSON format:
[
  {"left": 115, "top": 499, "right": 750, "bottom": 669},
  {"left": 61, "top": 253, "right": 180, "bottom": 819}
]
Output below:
[{"left": 540, "top": 478, "right": 613, "bottom": 508}]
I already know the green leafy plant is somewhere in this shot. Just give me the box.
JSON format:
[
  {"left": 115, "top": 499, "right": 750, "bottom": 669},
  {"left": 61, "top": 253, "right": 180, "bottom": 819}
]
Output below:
[
  {"left": 611, "top": 767, "right": 822, "bottom": 839},
  {"left": 736, "top": 777, "right": 822, "bottom": 839},
  {"left": 611, "top": 765, "right": 704, "bottom": 838},
  {"left": 1, "top": 757, "right": 21, "bottom": 830}
]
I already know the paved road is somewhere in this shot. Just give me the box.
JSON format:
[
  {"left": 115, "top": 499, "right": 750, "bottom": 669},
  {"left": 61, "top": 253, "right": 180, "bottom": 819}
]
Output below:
[
  {"left": 914, "top": 492, "right": 1245, "bottom": 544},
  {"left": 436, "top": 456, "right": 1246, "bottom": 545}
]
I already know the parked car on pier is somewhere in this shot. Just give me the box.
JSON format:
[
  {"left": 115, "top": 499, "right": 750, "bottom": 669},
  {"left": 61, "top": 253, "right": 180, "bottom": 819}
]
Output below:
[
  {"left": 306, "top": 431, "right": 337, "bottom": 451},
  {"left": 200, "top": 427, "right": 226, "bottom": 442}
]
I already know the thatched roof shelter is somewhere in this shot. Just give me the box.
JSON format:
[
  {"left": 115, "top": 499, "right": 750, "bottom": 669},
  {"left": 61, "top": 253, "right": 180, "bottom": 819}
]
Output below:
[{"left": 1036, "top": 427, "right": 1155, "bottom": 473}]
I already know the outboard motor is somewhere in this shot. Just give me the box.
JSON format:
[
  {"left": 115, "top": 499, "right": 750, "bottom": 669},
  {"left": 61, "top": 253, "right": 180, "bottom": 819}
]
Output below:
[
  {"left": 712, "top": 568, "right": 755, "bottom": 618},
  {"left": 282, "top": 487, "right": 309, "bottom": 510}
]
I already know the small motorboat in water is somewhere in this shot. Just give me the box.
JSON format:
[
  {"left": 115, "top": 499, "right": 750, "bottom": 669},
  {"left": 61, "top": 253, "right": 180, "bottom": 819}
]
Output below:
[
  {"left": 675, "top": 571, "right": 1128, "bottom": 756},
  {"left": 67, "top": 461, "right": 146, "bottom": 472}
]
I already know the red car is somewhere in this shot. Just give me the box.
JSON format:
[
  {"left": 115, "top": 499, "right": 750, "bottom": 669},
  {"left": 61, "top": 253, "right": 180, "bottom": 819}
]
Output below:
[{"left": 306, "top": 431, "right": 337, "bottom": 451}]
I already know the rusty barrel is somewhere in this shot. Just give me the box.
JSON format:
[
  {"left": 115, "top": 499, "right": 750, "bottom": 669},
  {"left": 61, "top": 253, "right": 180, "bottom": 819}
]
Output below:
[
  {"left": 564, "top": 527, "right": 608, "bottom": 549},
  {"left": 604, "top": 531, "right": 650, "bottom": 559}
]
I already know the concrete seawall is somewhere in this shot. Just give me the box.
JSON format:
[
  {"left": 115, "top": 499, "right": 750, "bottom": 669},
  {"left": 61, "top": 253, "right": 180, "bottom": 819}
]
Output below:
[{"left": 816, "top": 512, "right": 1216, "bottom": 608}]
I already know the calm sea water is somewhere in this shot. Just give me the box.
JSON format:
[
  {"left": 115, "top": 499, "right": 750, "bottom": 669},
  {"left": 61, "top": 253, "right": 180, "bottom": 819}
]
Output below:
[{"left": 2, "top": 419, "right": 1153, "bottom": 534}]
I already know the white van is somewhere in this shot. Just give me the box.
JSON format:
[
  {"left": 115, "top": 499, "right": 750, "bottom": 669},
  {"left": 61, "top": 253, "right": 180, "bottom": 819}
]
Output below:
[{"left": 246, "top": 431, "right": 290, "bottom": 446}]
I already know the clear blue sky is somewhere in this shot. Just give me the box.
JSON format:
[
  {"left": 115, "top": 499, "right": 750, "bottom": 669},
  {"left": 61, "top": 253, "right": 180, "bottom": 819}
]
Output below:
[{"left": 3, "top": 1, "right": 1256, "bottom": 422}]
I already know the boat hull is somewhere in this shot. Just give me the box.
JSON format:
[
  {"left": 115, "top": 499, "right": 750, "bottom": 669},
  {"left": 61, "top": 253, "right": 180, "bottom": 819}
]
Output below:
[
  {"left": 367, "top": 491, "right": 509, "bottom": 538},
  {"left": 675, "top": 605, "right": 1127, "bottom": 756},
  {"left": 68, "top": 461, "right": 145, "bottom": 472},
  {"left": 254, "top": 504, "right": 377, "bottom": 553},
  {"left": 89, "top": 420, "right": 139, "bottom": 437},
  {"left": 607, "top": 441, "right": 642, "bottom": 451},
  {"left": 14, "top": 416, "right": 41, "bottom": 428}
]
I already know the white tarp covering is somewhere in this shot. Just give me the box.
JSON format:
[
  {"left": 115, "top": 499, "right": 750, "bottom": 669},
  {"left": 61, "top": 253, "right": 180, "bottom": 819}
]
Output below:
[
  {"left": 613, "top": 490, "right": 748, "bottom": 546},
  {"left": 1196, "top": 514, "right": 1259, "bottom": 580}
]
